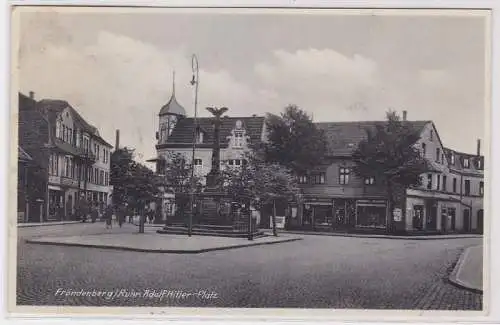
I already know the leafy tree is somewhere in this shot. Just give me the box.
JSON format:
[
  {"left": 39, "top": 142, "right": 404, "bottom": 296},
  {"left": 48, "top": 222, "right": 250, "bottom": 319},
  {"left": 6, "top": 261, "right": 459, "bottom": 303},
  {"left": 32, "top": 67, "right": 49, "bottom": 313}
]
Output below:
[
  {"left": 221, "top": 151, "right": 299, "bottom": 236},
  {"left": 262, "top": 104, "right": 327, "bottom": 175},
  {"left": 110, "top": 147, "right": 160, "bottom": 232},
  {"left": 351, "top": 110, "right": 431, "bottom": 233},
  {"left": 157, "top": 152, "right": 202, "bottom": 195}
]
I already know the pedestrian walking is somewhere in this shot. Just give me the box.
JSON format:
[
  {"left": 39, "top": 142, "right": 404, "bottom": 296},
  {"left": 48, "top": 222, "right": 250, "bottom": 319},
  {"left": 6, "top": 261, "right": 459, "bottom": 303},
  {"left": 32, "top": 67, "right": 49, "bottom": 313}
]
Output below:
[{"left": 105, "top": 205, "right": 113, "bottom": 229}]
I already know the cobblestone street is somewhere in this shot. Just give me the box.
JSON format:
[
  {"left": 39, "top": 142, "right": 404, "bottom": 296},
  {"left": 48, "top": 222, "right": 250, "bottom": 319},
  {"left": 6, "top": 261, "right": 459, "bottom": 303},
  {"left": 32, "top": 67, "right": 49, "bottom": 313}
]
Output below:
[{"left": 16, "top": 223, "right": 483, "bottom": 309}]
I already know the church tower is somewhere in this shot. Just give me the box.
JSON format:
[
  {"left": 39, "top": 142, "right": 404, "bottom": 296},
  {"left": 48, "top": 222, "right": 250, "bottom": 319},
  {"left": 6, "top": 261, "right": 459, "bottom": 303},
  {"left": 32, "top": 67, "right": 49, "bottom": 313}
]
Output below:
[{"left": 157, "top": 71, "right": 186, "bottom": 145}]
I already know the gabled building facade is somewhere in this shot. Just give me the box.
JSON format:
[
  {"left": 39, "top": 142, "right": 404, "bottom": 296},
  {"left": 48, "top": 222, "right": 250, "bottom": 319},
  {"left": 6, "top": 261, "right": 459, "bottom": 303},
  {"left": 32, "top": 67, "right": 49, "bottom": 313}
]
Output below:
[
  {"left": 149, "top": 82, "right": 484, "bottom": 233},
  {"left": 18, "top": 92, "right": 113, "bottom": 222}
]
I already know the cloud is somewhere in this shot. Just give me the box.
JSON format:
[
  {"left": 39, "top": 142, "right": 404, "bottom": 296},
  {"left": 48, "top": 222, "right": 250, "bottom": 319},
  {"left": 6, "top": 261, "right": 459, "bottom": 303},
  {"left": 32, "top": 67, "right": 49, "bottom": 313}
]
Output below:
[
  {"left": 253, "top": 48, "right": 383, "bottom": 120},
  {"left": 19, "top": 30, "right": 254, "bottom": 164}
]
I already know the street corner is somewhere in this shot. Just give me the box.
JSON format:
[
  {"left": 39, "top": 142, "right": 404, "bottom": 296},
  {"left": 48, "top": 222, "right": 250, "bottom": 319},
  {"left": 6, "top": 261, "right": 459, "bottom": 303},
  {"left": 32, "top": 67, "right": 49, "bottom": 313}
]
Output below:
[{"left": 449, "top": 245, "right": 483, "bottom": 293}]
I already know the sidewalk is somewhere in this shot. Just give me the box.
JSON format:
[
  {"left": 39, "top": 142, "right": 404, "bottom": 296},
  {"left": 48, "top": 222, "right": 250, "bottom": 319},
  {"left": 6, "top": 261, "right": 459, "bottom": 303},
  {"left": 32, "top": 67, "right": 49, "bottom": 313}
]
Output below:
[
  {"left": 449, "top": 245, "right": 483, "bottom": 293},
  {"left": 282, "top": 230, "right": 482, "bottom": 240},
  {"left": 17, "top": 221, "right": 82, "bottom": 228},
  {"left": 25, "top": 233, "right": 303, "bottom": 254}
]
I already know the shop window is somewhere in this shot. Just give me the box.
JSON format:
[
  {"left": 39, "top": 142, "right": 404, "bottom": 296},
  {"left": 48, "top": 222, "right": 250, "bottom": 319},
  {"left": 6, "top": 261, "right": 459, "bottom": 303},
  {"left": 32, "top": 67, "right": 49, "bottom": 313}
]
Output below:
[
  {"left": 364, "top": 177, "right": 375, "bottom": 185},
  {"left": 339, "top": 167, "right": 350, "bottom": 185},
  {"left": 298, "top": 175, "right": 308, "bottom": 184},
  {"left": 356, "top": 204, "right": 387, "bottom": 228},
  {"left": 312, "top": 173, "right": 326, "bottom": 184}
]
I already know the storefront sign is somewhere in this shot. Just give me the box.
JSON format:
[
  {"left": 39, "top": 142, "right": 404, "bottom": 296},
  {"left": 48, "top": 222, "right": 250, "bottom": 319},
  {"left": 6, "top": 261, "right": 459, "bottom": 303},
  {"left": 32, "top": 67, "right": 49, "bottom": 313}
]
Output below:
[{"left": 393, "top": 208, "right": 402, "bottom": 222}]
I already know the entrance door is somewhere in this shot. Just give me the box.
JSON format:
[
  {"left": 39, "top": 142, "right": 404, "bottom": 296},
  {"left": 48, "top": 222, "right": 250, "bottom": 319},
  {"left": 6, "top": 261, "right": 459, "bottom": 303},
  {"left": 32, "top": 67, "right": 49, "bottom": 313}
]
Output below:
[
  {"left": 448, "top": 208, "right": 456, "bottom": 231},
  {"left": 477, "top": 209, "right": 484, "bottom": 234},
  {"left": 413, "top": 205, "right": 424, "bottom": 230},
  {"left": 66, "top": 195, "right": 73, "bottom": 221},
  {"left": 426, "top": 202, "right": 437, "bottom": 230},
  {"left": 463, "top": 209, "right": 471, "bottom": 233}
]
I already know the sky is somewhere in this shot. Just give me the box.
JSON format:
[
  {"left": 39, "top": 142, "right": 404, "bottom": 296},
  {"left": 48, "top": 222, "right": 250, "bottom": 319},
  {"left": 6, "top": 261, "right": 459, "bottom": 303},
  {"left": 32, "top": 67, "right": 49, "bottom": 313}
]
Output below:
[{"left": 17, "top": 8, "right": 489, "bottom": 164}]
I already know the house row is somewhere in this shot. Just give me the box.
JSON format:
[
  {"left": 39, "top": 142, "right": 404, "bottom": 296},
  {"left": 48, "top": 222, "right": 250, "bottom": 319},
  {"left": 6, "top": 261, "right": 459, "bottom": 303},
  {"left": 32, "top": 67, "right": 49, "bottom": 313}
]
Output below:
[
  {"left": 149, "top": 86, "right": 484, "bottom": 234},
  {"left": 17, "top": 92, "right": 113, "bottom": 223}
]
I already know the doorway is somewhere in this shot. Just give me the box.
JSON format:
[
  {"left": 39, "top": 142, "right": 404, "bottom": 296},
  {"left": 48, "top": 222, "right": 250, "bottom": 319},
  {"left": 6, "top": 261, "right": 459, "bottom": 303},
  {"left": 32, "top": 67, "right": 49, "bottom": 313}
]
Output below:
[
  {"left": 463, "top": 209, "right": 471, "bottom": 233},
  {"left": 477, "top": 209, "right": 484, "bottom": 234},
  {"left": 425, "top": 201, "right": 437, "bottom": 230}
]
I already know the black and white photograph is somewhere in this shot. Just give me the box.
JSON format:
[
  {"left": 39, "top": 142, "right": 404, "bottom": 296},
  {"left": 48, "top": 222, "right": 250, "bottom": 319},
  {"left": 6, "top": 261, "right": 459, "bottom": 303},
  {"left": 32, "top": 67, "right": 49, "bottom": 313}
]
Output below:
[{"left": 9, "top": 5, "right": 491, "bottom": 319}]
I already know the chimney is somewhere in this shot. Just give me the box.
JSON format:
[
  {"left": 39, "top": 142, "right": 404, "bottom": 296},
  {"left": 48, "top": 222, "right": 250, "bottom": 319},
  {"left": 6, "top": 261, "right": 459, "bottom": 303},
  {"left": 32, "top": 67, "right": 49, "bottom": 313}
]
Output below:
[
  {"left": 477, "top": 139, "right": 481, "bottom": 156},
  {"left": 115, "top": 129, "right": 120, "bottom": 150},
  {"left": 29, "top": 91, "right": 34, "bottom": 99},
  {"left": 402, "top": 110, "right": 407, "bottom": 121}
]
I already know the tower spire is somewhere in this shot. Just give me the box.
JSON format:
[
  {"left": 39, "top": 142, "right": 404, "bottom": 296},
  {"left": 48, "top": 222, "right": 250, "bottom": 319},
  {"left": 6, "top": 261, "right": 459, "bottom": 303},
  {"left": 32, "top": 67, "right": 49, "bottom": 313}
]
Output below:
[{"left": 172, "top": 70, "right": 176, "bottom": 96}]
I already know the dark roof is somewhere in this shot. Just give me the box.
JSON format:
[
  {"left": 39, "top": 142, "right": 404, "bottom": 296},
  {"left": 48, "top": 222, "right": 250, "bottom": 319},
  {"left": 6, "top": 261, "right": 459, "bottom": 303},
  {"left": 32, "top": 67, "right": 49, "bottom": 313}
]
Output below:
[
  {"left": 165, "top": 116, "right": 265, "bottom": 147},
  {"left": 18, "top": 146, "right": 33, "bottom": 162},
  {"left": 37, "top": 99, "right": 113, "bottom": 147},
  {"left": 315, "top": 120, "right": 430, "bottom": 156},
  {"left": 159, "top": 93, "right": 186, "bottom": 116},
  {"left": 443, "top": 147, "right": 483, "bottom": 172}
]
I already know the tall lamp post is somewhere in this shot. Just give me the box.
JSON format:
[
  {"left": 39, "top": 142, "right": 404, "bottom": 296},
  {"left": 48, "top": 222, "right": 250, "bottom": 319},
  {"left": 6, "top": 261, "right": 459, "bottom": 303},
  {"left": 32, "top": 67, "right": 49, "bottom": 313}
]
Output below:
[{"left": 189, "top": 54, "right": 199, "bottom": 237}]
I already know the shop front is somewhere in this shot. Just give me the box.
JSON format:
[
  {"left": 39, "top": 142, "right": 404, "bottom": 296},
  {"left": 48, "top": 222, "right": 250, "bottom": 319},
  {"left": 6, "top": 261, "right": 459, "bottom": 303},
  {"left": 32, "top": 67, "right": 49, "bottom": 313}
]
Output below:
[
  {"left": 48, "top": 186, "right": 64, "bottom": 221},
  {"left": 355, "top": 199, "right": 388, "bottom": 229}
]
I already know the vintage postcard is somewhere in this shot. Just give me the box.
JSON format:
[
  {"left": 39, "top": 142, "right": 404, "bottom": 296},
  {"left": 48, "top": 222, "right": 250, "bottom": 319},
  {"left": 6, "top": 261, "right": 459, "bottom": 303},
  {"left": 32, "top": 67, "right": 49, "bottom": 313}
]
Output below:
[{"left": 8, "top": 5, "right": 492, "bottom": 322}]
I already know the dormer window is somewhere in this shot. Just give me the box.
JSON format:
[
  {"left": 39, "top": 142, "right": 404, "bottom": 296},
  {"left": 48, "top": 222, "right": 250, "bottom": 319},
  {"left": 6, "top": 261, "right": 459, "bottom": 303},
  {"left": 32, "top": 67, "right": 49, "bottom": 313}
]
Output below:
[
  {"left": 196, "top": 130, "right": 204, "bottom": 144},
  {"left": 234, "top": 131, "right": 244, "bottom": 148},
  {"left": 430, "top": 130, "right": 434, "bottom": 141},
  {"left": 463, "top": 158, "right": 470, "bottom": 169},
  {"left": 450, "top": 154, "right": 455, "bottom": 164},
  {"left": 477, "top": 158, "right": 483, "bottom": 170}
]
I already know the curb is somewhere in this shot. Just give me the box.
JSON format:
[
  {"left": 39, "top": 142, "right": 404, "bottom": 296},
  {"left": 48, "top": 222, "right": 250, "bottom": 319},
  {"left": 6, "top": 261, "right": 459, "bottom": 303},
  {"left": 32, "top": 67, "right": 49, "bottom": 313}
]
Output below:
[
  {"left": 24, "top": 237, "right": 303, "bottom": 254},
  {"left": 448, "top": 246, "right": 483, "bottom": 294},
  {"left": 17, "top": 221, "right": 82, "bottom": 228},
  {"left": 282, "top": 231, "right": 482, "bottom": 240}
]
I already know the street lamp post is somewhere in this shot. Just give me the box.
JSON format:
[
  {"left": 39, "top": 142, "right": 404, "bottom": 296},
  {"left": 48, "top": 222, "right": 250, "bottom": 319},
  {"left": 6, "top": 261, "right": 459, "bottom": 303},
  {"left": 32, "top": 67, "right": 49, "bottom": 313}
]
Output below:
[{"left": 189, "top": 54, "right": 200, "bottom": 237}]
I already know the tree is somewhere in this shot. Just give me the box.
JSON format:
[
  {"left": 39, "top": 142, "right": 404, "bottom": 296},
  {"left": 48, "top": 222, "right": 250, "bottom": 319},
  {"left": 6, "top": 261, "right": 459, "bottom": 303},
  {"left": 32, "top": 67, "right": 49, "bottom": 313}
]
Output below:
[
  {"left": 222, "top": 151, "right": 299, "bottom": 236},
  {"left": 351, "top": 110, "right": 431, "bottom": 233},
  {"left": 110, "top": 147, "right": 160, "bottom": 233},
  {"left": 262, "top": 105, "right": 327, "bottom": 175}
]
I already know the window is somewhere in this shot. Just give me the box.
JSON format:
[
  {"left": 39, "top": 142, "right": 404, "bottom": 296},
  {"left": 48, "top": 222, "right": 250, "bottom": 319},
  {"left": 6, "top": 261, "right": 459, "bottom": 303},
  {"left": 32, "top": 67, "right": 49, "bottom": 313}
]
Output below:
[
  {"left": 464, "top": 180, "right": 471, "bottom": 196},
  {"left": 453, "top": 178, "right": 457, "bottom": 193},
  {"left": 364, "top": 177, "right": 375, "bottom": 185},
  {"left": 442, "top": 175, "right": 447, "bottom": 191},
  {"left": 49, "top": 154, "right": 59, "bottom": 175},
  {"left": 56, "top": 121, "right": 61, "bottom": 139},
  {"left": 477, "top": 158, "right": 483, "bottom": 170},
  {"left": 96, "top": 145, "right": 100, "bottom": 160},
  {"left": 441, "top": 154, "right": 444, "bottom": 164},
  {"left": 69, "top": 128, "right": 73, "bottom": 144},
  {"left": 463, "top": 158, "right": 470, "bottom": 168},
  {"left": 194, "top": 159, "right": 202, "bottom": 166},
  {"left": 436, "top": 148, "right": 440, "bottom": 162},
  {"left": 421, "top": 143, "right": 426, "bottom": 157},
  {"left": 70, "top": 159, "right": 74, "bottom": 178},
  {"left": 312, "top": 173, "right": 326, "bottom": 184},
  {"left": 427, "top": 174, "right": 432, "bottom": 190},
  {"left": 450, "top": 154, "right": 455, "bottom": 164},
  {"left": 339, "top": 167, "right": 350, "bottom": 185},
  {"left": 105, "top": 172, "right": 109, "bottom": 186},
  {"left": 298, "top": 175, "right": 308, "bottom": 184},
  {"left": 160, "top": 125, "right": 167, "bottom": 142},
  {"left": 429, "top": 130, "right": 434, "bottom": 141},
  {"left": 196, "top": 131, "right": 204, "bottom": 144},
  {"left": 228, "top": 159, "right": 234, "bottom": 166},
  {"left": 100, "top": 170, "right": 104, "bottom": 185},
  {"left": 235, "top": 159, "right": 241, "bottom": 166},
  {"left": 234, "top": 131, "right": 244, "bottom": 148},
  {"left": 94, "top": 168, "right": 99, "bottom": 184},
  {"left": 436, "top": 174, "right": 441, "bottom": 190},
  {"left": 480, "top": 181, "right": 484, "bottom": 196},
  {"left": 87, "top": 167, "right": 91, "bottom": 183}
]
